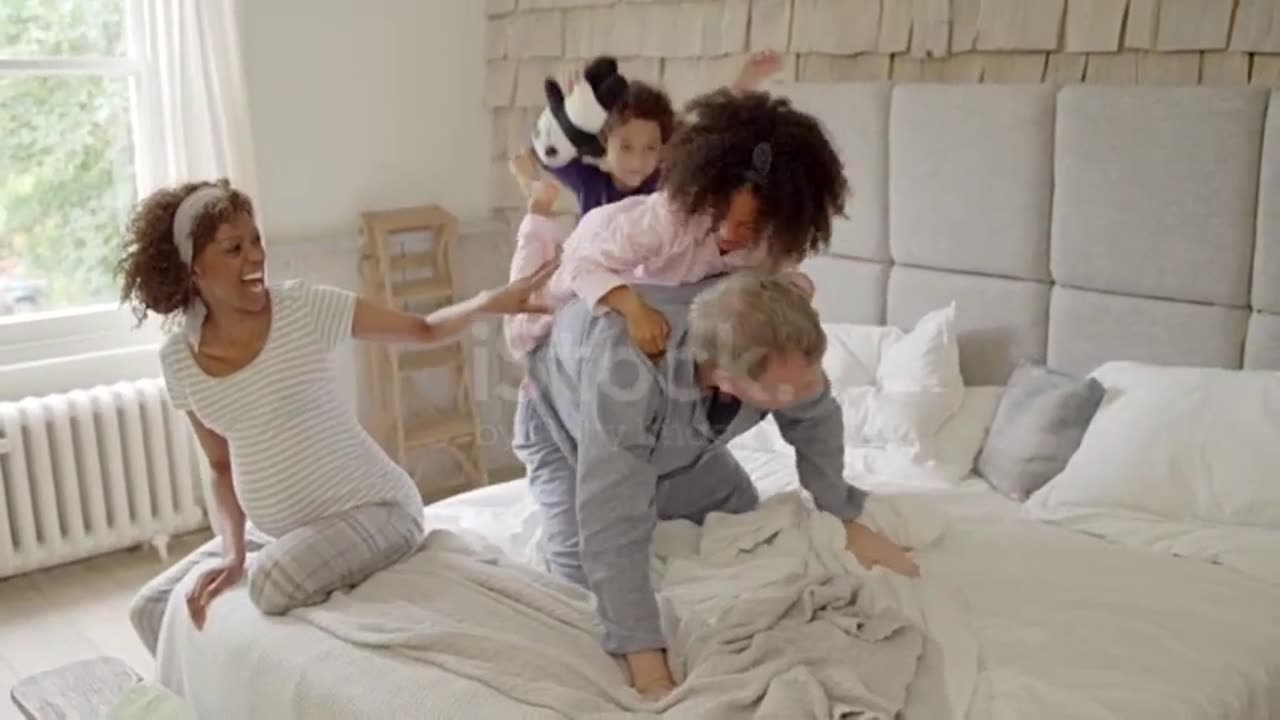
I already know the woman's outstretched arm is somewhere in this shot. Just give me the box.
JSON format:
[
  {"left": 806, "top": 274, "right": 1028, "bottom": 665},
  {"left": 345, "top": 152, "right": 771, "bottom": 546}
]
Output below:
[{"left": 352, "top": 260, "right": 557, "bottom": 346}]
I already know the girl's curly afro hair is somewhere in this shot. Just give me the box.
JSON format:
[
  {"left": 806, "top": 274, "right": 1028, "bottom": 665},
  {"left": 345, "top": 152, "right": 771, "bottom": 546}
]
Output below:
[
  {"left": 660, "top": 89, "right": 849, "bottom": 266},
  {"left": 116, "top": 178, "right": 254, "bottom": 325}
]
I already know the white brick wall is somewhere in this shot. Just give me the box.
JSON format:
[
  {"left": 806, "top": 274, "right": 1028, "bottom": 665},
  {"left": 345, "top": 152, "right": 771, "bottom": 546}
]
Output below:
[{"left": 485, "top": 0, "right": 1280, "bottom": 217}]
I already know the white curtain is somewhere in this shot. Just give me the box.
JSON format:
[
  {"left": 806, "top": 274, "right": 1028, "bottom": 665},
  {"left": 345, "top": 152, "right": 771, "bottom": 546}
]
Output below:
[
  {"left": 124, "top": 0, "right": 258, "bottom": 197},
  {"left": 124, "top": 0, "right": 258, "bottom": 527}
]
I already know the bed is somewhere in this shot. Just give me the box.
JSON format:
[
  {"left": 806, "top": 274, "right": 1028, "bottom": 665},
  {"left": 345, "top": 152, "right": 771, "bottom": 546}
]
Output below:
[{"left": 153, "top": 81, "right": 1280, "bottom": 719}]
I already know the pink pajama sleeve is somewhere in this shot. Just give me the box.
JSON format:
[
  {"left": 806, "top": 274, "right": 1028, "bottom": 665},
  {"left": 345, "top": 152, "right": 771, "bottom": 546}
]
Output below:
[
  {"left": 556, "top": 205, "right": 670, "bottom": 314},
  {"left": 504, "top": 214, "right": 566, "bottom": 359}
]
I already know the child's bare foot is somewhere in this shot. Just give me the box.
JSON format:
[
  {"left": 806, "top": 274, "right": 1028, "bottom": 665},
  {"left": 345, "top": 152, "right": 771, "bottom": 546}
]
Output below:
[
  {"left": 509, "top": 148, "right": 540, "bottom": 197},
  {"left": 527, "top": 180, "right": 559, "bottom": 217}
]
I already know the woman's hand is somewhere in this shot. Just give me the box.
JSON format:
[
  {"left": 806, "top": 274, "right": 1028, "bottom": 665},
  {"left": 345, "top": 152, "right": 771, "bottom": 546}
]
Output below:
[
  {"left": 355, "top": 260, "right": 557, "bottom": 345},
  {"left": 477, "top": 259, "right": 559, "bottom": 315},
  {"left": 844, "top": 520, "right": 920, "bottom": 578},
  {"left": 626, "top": 650, "right": 676, "bottom": 700},
  {"left": 187, "top": 557, "right": 246, "bottom": 630}
]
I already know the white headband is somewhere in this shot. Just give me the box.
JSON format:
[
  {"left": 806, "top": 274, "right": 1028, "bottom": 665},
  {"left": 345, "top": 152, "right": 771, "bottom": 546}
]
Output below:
[{"left": 172, "top": 185, "right": 227, "bottom": 348}]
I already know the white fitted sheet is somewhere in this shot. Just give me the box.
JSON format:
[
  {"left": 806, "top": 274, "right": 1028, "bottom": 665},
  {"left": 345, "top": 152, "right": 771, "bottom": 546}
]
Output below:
[{"left": 155, "top": 448, "right": 1280, "bottom": 719}]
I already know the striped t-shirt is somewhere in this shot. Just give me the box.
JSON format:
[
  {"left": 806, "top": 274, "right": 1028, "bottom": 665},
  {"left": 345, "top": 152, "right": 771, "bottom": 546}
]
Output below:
[{"left": 161, "top": 280, "right": 420, "bottom": 538}]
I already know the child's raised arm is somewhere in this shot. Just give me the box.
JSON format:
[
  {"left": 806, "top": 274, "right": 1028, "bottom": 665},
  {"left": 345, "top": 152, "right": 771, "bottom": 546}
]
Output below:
[
  {"left": 504, "top": 182, "right": 566, "bottom": 358},
  {"left": 731, "top": 50, "right": 784, "bottom": 94},
  {"left": 508, "top": 148, "right": 541, "bottom": 198}
]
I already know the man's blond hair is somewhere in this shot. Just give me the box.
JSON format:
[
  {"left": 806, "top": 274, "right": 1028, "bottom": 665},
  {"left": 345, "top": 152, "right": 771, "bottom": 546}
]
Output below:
[{"left": 688, "top": 272, "right": 826, "bottom": 380}]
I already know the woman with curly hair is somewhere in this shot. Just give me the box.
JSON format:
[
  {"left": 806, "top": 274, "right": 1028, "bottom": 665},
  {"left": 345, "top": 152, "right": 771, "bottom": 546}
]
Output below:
[
  {"left": 504, "top": 87, "right": 847, "bottom": 360},
  {"left": 119, "top": 178, "right": 555, "bottom": 654}
]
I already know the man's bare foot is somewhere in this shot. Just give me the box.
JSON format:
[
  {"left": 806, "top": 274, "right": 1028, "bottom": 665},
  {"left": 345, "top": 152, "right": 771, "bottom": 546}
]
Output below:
[{"left": 527, "top": 180, "right": 559, "bottom": 217}]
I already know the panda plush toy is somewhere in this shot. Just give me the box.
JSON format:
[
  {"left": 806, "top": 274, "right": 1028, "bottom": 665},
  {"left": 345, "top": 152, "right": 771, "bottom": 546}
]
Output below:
[{"left": 530, "top": 56, "right": 629, "bottom": 169}]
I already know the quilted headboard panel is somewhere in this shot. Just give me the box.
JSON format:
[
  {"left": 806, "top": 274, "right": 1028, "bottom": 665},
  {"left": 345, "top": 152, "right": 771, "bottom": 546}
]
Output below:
[{"left": 785, "top": 82, "right": 1280, "bottom": 385}]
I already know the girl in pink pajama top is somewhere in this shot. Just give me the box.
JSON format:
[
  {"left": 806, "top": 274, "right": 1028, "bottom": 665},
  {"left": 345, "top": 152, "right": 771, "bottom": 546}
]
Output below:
[{"left": 505, "top": 88, "right": 847, "bottom": 360}]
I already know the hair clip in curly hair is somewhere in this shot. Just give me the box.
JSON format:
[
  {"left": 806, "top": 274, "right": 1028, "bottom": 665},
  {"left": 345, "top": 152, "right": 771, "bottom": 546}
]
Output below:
[{"left": 743, "top": 142, "right": 772, "bottom": 187}]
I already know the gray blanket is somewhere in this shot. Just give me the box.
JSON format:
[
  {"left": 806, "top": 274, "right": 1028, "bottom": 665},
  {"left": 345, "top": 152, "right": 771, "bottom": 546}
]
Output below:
[{"left": 295, "top": 494, "right": 925, "bottom": 719}]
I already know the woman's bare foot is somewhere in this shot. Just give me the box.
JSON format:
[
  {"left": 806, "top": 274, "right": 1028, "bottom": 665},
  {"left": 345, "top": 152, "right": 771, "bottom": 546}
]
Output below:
[{"left": 527, "top": 180, "right": 560, "bottom": 217}]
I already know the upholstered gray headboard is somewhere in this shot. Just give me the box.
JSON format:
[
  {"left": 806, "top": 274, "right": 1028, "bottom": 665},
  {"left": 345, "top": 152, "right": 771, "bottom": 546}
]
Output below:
[{"left": 784, "top": 82, "right": 1280, "bottom": 385}]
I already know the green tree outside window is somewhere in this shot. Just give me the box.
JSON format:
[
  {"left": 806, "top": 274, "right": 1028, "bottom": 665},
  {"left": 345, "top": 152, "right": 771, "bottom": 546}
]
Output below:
[{"left": 1, "top": 0, "right": 136, "bottom": 315}]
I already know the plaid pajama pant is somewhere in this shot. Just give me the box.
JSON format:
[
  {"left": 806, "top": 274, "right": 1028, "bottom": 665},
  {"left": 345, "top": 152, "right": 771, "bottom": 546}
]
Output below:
[{"left": 129, "top": 502, "right": 424, "bottom": 655}]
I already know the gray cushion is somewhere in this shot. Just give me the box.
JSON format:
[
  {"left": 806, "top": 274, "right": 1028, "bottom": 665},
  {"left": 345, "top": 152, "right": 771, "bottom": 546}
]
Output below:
[
  {"left": 784, "top": 83, "right": 891, "bottom": 261},
  {"left": 1047, "top": 285, "right": 1249, "bottom": 376},
  {"left": 779, "top": 81, "right": 1272, "bottom": 389},
  {"left": 802, "top": 255, "right": 889, "bottom": 324},
  {"left": 889, "top": 84, "right": 1055, "bottom": 281},
  {"left": 976, "top": 361, "right": 1105, "bottom": 501},
  {"left": 1051, "top": 85, "right": 1267, "bottom": 307},
  {"left": 1245, "top": 312, "right": 1280, "bottom": 371}
]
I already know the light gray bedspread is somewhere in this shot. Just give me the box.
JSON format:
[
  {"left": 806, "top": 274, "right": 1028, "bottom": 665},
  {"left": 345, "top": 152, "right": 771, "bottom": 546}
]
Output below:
[{"left": 294, "top": 492, "right": 930, "bottom": 719}]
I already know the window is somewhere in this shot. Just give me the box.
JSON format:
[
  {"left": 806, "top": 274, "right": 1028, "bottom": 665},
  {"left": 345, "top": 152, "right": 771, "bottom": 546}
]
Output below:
[{"left": 1, "top": 0, "right": 160, "bottom": 370}]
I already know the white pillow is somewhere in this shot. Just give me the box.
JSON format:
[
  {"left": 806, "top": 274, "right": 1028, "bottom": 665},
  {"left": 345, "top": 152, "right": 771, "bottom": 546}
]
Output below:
[
  {"left": 1025, "top": 362, "right": 1280, "bottom": 530},
  {"left": 821, "top": 323, "right": 902, "bottom": 389},
  {"left": 877, "top": 302, "right": 963, "bottom": 392},
  {"left": 824, "top": 303, "right": 965, "bottom": 450},
  {"left": 733, "top": 304, "right": 968, "bottom": 477},
  {"left": 717, "top": 321, "right": 899, "bottom": 456},
  {"left": 924, "top": 385, "right": 1002, "bottom": 479},
  {"left": 734, "top": 387, "right": 1002, "bottom": 488},
  {"left": 847, "top": 386, "right": 1002, "bottom": 487}
]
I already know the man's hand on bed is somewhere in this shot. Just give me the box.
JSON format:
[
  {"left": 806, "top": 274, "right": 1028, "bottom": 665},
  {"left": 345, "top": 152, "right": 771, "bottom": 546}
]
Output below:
[
  {"left": 844, "top": 520, "right": 921, "bottom": 578},
  {"left": 625, "top": 650, "right": 676, "bottom": 700},
  {"left": 186, "top": 557, "right": 246, "bottom": 630}
]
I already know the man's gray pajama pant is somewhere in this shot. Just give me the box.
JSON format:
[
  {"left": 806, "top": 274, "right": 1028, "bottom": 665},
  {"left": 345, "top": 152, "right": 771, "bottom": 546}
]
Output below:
[{"left": 512, "top": 397, "right": 759, "bottom": 590}]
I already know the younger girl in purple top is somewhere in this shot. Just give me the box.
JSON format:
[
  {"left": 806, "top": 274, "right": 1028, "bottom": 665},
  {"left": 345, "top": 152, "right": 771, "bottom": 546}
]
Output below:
[
  {"left": 537, "top": 81, "right": 671, "bottom": 212},
  {"left": 510, "top": 51, "right": 783, "bottom": 215}
]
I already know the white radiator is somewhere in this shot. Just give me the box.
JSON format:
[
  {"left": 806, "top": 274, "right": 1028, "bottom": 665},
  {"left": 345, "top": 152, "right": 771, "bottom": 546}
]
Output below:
[{"left": 0, "top": 377, "right": 208, "bottom": 579}]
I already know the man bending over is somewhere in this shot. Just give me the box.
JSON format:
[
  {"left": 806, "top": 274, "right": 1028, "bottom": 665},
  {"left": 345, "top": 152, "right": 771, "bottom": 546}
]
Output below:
[{"left": 513, "top": 271, "right": 919, "bottom": 699}]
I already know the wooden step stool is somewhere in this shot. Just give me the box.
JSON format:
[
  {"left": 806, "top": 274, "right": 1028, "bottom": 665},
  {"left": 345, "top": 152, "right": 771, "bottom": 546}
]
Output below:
[{"left": 358, "top": 205, "right": 488, "bottom": 500}]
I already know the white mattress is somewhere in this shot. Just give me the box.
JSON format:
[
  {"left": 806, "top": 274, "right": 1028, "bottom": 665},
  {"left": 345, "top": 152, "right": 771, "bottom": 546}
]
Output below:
[{"left": 155, "top": 449, "right": 1280, "bottom": 719}]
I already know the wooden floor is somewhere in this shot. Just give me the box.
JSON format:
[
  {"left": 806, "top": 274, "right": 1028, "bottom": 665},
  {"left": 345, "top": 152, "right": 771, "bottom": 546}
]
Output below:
[{"left": 0, "top": 532, "right": 211, "bottom": 720}]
